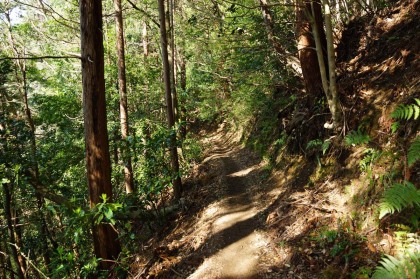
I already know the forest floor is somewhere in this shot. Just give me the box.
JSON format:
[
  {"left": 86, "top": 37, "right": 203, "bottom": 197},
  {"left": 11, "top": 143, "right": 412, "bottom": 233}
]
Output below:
[
  {"left": 132, "top": 124, "right": 286, "bottom": 278},
  {"left": 131, "top": 124, "right": 378, "bottom": 279}
]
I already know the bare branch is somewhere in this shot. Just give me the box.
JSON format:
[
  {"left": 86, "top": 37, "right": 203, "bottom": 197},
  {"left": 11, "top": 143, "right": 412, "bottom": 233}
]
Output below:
[
  {"left": 0, "top": 55, "right": 81, "bottom": 61},
  {"left": 126, "top": 0, "right": 160, "bottom": 27}
]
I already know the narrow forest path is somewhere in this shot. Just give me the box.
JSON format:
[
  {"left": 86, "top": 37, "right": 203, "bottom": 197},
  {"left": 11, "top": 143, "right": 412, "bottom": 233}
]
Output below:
[
  {"left": 139, "top": 125, "right": 286, "bottom": 278},
  {"left": 135, "top": 124, "right": 357, "bottom": 278},
  {"left": 187, "top": 131, "right": 277, "bottom": 279}
]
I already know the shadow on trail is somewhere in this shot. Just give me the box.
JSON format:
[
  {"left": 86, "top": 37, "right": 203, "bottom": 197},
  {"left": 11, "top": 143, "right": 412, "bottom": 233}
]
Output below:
[{"left": 153, "top": 140, "right": 319, "bottom": 278}]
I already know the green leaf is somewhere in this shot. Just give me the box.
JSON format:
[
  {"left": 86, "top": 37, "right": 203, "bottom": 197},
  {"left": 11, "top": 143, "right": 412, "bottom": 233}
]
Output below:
[
  {"left": 1, "top": 178, "right": 10, "bottom": 184},
  {"left": 391, "top": 99, "right": 420, "bottom": 121},
  {"left": 407, "top": 138, "right": 420, "bottom": 166},
  {"left": 96, "top": 214, "right": 104, "bottom": 225},
  {"left": 372, "top": 252, "right": 420, "bottom": 279},
  {"left": 379, "top": 181, "right": 420, "bottom": 219},
  {"left": 322, "top": 140, "right": 331, "bottom": 155},
  {"left": 100, "top": 193, "right": 108, "bottom": 202},
  {"left": 104, "top": 208, "right": 113, "bottom": 220},
  {"left": 391, "top": 122, "right": 400, "bottom": 133},
  {"left": 345, "top": 130, "right": 370, "bottom": 146}
]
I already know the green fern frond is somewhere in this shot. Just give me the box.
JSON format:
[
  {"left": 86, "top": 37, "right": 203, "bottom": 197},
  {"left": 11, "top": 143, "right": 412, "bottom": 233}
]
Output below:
[
  {"left": 391, "top": 99, "right": 420, "bottom": 121},
  {"left": 345, "top": 130, "right": 370, "bottom": 146},
  {"left": 306, "top": 139, "right": 323, "bottom": 150},
  {"left": 372, "top": 252, "right": 420, "bottom": 279},
  {"left": 379, "top": 181, "right": 420, "bottom": 219},
  {"left": 408, "top": 138, "right": 420, "bottom": 167}
]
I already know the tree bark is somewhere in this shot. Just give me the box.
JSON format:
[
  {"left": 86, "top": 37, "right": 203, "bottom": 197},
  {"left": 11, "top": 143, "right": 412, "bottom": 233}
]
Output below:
[
  {"left": 5, "top": 12, "right": 51, "bottom": 272},
  {"left": 259, "top": 0, "right": 287, "bottom": 57},
  {"left": 158, "top": 0, "right": 183, "bottom": 200},
  {"left": 179, "top": 55, "right": 187, "bottom": 139},
  {"left": 296, "top": 0, "right": 327, "bottom": 103},
  {"left": 323, "top": 0, "right": 341, "bottom": 128},
  {"left": 309, "top": 0, "right": 342, "bottom": 129},
  {"left": 259, "top": 0, "right": 301, "bottom": 73},
  {"left": 2, "top": 183, "right": 25, "bottom": 279},
  {"left": 79, "top": 0, "right": 121, "bottom": 269},
  {"left": 168, "top": 0, "right": 179, "bottom": 121},
  {"left": 114, "top": 0, "right": 134, "bottom": 193}
]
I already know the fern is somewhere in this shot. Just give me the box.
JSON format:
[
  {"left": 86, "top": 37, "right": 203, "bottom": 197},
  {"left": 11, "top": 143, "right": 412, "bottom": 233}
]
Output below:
[
  {"left": 306, "top": 139, "right": 331, "bottom": 155},
  {"left": 391, "top": 98, "right": 420, "bottom": 121},
  {"left": 379, "top": 181, "right": 420, "bottom": 219},
  {"left": 306, "top": 139, "right": 323, "bottom": 150},
  {"left": 359, "top": 148, "right": 381, "bottom": 172},
  {"left": 372, "top": 252, "right": 420, "bottom": 279},
  {"left": 407, "top": 138, "right": 420, "bottom": 167},
  {"left": 345, "top": 130, "right": 370, "bottom": 146}
]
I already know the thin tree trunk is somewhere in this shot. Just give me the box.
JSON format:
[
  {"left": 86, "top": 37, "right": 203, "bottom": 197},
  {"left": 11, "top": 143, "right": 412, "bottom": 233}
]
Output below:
[
  {"left": 168, "top": 0, "right": 179, "bottom": 121},
  {"left": 259, "top": 0, "right": 287, "bottom": 57},
  {"left": 79, "top": 0, "right": 121, "bottom": 270},
  {"left": 296, "top": 0, "right": 327, "bottom": 103},
  {"left": 1, "top": 231, "right": 15, "bottom": 279},
  {"left": 142, "top": 21, "right": 149, "bottom": 57},
  {"left": 309, "top": 3, "right": 329, "bottom": 98},
  {"left": 158, "top": 0, "right": 183, "bottom": 200},
  {"left": 114, "top": 0, "right": 134, "bottom": 193},
  {"left": 179, "top": 55, "right": 187, "bottom": 139},
  {"left": 259, "top": 0, "right": 301, "bottom": 73},
  {"left": 323, "top": 0, "right": 341, "bottom": 128},
  {"left": 0, "top": 237, "right": 8, "bottom": 279},
  {"left": 2, "top": 183, "right": 25, "bottom": 279},
  {"left": 5, "top": 12, "right": 51, "bottom": 272},
  {"left": 12, "top": 210, "right": 27, "bottom": 277},
  {"left": 21, "top": 65, "right": 51, "bottom": 272}
]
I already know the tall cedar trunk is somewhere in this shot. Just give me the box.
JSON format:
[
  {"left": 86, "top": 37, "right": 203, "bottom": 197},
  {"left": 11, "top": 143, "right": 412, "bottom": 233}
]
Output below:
[
  {"left": 114, "top": 0, "right": 134, "bottom": 193},
  {"left": 2, "top": 183, "right": 25, "bottom": 279},
  {"left": 79, "top": 0, "right": 121, "bottom": 269},
  {"left": 296, "top": 0, "right": 328, "bottom": 103},
  {"left": 158, "top": 0, "right": 183, "bottom": 200}
]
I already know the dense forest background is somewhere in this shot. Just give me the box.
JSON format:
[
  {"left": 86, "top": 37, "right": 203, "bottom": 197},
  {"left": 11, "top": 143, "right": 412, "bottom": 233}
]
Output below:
[{"left": 0, "top": 0, "right": 419, "bottom": 278}]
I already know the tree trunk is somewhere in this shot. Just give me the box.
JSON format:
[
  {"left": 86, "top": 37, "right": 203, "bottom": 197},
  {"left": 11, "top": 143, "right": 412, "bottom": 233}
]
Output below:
[
  {"left": 259, "top": 0, "right": 286, "bottom": 57},
  {"left": 259, "top": 0, "right": 301, "bottom": 73},
  {"left": 5, "top": 12, "right": 51, "bottom": 272},
  {"left": 179, "top": 55, "right": 187, "bottom": 139},
  {"left": 168, "top": 0, "right": 179, "bottom": 122},
  {"left": 309, "top": 0, "right": 342, "bottom": 129},
  {"left": 323, "top": 0, "right": 341, "bottom": 128},
  {"left": 296, "top": 0, "right": 328, "bottom": 103},
  {"left": 12, "top": 209, "right": 27, "bottom": 277},
  {"left": 2, "top": 183, "right": 25, "bottom": 279},
  {"left": 114, "top": 0, "right": 134, "bottom": 193},
  {"left": 158, "top": 0, "right": 183, "bottom": 200},
  {"left": 2, "top": 222, "right": 15, "bottom": 279},
  {"left": 79, "top": 0, "right": 121, "bottom": 270}
]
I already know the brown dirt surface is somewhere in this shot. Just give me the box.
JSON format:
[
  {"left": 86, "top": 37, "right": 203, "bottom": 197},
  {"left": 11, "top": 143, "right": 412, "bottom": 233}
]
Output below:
[{"left": 132, "top": 125, "right": 286, "bottom": 278}]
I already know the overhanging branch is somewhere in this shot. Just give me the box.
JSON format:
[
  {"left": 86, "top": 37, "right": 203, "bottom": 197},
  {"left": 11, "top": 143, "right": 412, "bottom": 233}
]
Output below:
[
  {"left": 0, "top": 55, "right": 81, "bottom": 61},
  {"left": 126, "top": 0, "right": 160, "bottom": 27}
]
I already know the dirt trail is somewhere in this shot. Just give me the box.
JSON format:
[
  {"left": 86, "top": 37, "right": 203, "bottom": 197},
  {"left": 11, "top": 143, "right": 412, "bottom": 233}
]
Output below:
[{"left": 184, "top": 129, "right": 283, "bottom": 278}]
